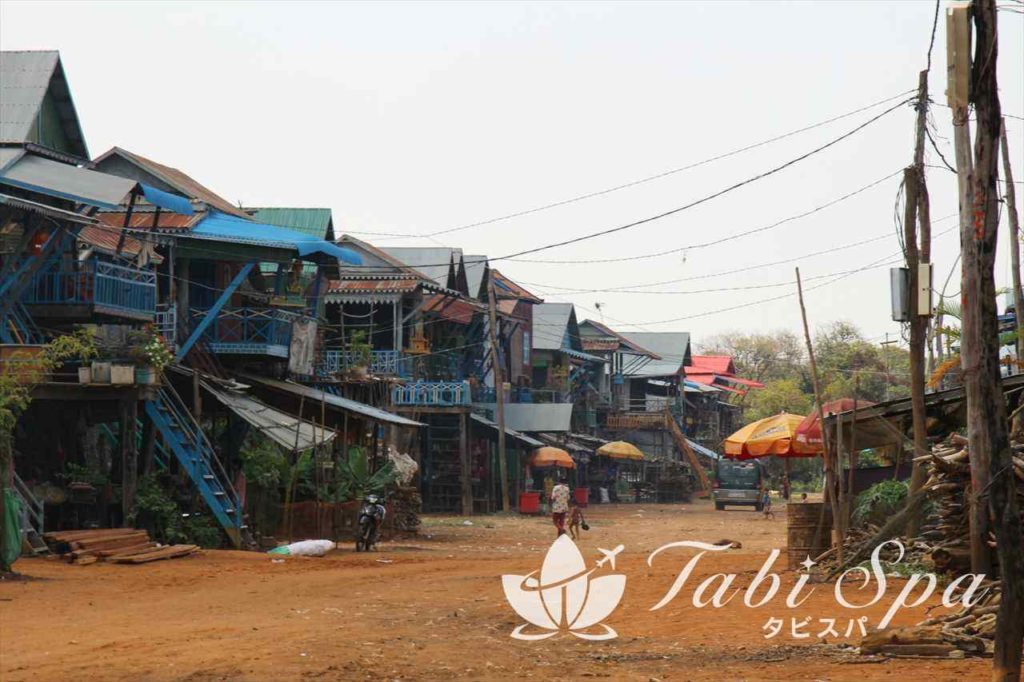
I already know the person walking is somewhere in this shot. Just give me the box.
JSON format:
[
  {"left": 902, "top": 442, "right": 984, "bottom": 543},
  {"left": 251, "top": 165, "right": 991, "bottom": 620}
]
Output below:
[{"left": 551, "top": 477, "right": 570, "bottom": 537}]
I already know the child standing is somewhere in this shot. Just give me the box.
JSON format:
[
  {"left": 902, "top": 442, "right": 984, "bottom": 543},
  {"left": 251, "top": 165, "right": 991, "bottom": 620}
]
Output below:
[
  {"left": 568, "top": 499, "right": 586, "bottom": 540},
  {"left": 761, "top": 486, "right": 775, "bottom": 520}
]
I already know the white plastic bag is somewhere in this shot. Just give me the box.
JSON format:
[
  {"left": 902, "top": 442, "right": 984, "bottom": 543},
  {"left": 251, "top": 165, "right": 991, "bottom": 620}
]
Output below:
[{"left": 268, "top": 539, "right": 336, "bottom": 557}]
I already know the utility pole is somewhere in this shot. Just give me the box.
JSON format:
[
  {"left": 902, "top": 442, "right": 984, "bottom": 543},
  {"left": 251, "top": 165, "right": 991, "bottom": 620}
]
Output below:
[
  {"left": 487, "top": 271, "right": 510, "bottom": 512},
  {"left": 796, "top": 267, "right": 842, "bottom": 558},
  {"left": 960, "top": 2, "right": 1024, "bottom": 679},
  {"left": 947, "top": 0, "right": 990, "bottom": 576},
  {"left": 1000, "top": 120, "right": 1024, "bottom": 408},
  {"left": 905, "top": 69, "right": 932, "bottom": 538}
]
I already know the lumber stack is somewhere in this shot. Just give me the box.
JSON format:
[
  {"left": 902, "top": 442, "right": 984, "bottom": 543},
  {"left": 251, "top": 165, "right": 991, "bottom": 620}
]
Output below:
[{"left": 42, "top": 528, "right": 199, "bottom": 565}]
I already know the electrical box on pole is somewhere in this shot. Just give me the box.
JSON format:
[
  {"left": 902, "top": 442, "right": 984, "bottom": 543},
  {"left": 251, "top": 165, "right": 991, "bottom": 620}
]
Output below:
[
  {"left": 945, "top": 2, "right": 972, "bottom": 109},
  {"left": 917, "top": 262, "right": 933, "bottom": 316},
  {"left": 890, "top": 267, "right": 910, "bottom": 321}
]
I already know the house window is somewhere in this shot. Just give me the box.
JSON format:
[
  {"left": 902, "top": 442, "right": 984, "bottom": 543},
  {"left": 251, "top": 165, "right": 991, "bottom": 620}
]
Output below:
[{"left": 523, "top": 331, "right": 531, "bottom": 365}]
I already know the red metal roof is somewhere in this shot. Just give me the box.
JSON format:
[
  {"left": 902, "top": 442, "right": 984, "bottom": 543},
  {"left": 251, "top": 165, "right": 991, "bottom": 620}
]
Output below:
[
  {"left": 491, "top": 269, "right": 543, "bottom": 303},
  {"left": 423, "top": 294, "right": 481, "bottom": 325},
  {"left": 78, "top": 224, "right": 152, "bottom": 258},
  {"left": 690, "top": 355, "right": 736, "bottom": 375}
]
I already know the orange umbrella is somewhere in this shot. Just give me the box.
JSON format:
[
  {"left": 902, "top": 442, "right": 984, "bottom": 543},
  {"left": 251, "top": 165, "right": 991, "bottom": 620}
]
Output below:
[
  {"left": 793, "top": 398, "right": 874, "bottom": 455},
  {"left": 529, "top": 446, "right": 576, "bottom": 469},
  {"left": 597, "top": 441, "right": 645, "bottom": 461},
  {"left": 724, "top": 413, "right": 809, "bottom": 459}
]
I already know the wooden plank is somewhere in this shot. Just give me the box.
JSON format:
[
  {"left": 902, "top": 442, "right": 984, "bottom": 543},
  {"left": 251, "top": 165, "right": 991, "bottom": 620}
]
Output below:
[
  {"left": 94, "top": 542, "right": 157, "bottom": 558},
  {"left": 109, "top": 545, "right": 198, "bottom": 564}
]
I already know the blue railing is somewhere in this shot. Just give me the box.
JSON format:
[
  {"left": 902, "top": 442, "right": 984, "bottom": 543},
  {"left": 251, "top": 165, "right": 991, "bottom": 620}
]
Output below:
[
  {"left": 391, "top": 380, "right": 471, "bottom": 407},
  {"left": 155, "top": 303, "right": 176, "bottom": 347},
  {"left": 24, "top": 260, "right": 156, "bottom": 318},
  {"left": 190, "top": 307, "right": 298, "bottom": 357},
  {"left": 320, "top": 349, "right": 408, "bottom": 376}
]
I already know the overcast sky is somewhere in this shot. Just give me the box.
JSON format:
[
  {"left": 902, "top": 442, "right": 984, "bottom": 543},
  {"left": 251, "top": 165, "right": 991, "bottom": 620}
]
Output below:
[{"left": 3, "top": 1, "right": 1022, "bottom": 349}]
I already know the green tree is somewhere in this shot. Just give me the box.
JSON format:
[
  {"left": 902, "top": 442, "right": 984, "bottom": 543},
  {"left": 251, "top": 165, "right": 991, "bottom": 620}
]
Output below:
[
  {"left": 746, "top": 378, "right": 812, "bottom": 421},
  {"left": 699, "top": 330, "right": 806, "bottom": 385}
]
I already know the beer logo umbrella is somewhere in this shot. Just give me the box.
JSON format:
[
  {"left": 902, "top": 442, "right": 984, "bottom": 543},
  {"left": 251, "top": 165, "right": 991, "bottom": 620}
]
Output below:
[{"left": 723, "top": 413, "right": 809, "bottom": 459}]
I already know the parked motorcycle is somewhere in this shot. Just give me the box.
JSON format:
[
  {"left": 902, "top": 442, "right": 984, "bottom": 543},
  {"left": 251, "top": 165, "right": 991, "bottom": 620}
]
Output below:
[{"left": 355, "top": 493, "right": 386, "bottom": 552}]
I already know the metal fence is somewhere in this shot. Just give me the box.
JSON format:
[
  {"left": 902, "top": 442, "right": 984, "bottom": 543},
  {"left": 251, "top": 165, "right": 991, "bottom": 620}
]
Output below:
[{"left": 25, "top": 259, "right": 157, "bottom": 317}]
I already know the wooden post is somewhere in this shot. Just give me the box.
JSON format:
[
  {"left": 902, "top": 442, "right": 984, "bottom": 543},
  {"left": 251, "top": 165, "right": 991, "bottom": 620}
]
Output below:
[
  {"left": 140, "top": 417, "right": 156, "bottom": 476},
  {"left": 120, "top": 398, "right": 138, "bottom": 523},
  {"left": 968, "top": 3, "right": 1024, "bottom": 679},
  {"left": 487, "top": 272, "right": 511, "bottom": 512},
  {"left": 192, "top": 370, "right": 202, "bottom": 422},
  {"left": 795, "top": 267, "right": 842, "bottom": 558},
  {"left": 458, "top": 411, "right": 473, "bottom": 516},
  {"left": 1000, "top": 120, "right": 1024, "bottom": 409},
  {"left": 904, "top": 69, "right": 932, "bottom": 538}
]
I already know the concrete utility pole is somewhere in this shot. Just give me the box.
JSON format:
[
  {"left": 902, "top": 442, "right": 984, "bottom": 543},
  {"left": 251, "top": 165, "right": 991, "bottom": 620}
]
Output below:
[
  {"left": 905, "top": 70, "right": 933, "bottom": 538},
  {"left": 959, "top": 2, "right": 1024, "bottom": 679},
  {"left": 487, "top": 271, "right": 510, "bottom": 512}
]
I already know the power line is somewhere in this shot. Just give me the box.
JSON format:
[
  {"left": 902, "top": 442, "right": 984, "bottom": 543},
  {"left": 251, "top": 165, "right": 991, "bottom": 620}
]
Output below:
[
  {"left": 482, "top": 97, "right": 912, "bottom": 263},
  {"left": 508, "top": 169, "right": 903, "bottom": 265},
  {"left": 351, "top": 90, "right": 916, "bottom": 241}
]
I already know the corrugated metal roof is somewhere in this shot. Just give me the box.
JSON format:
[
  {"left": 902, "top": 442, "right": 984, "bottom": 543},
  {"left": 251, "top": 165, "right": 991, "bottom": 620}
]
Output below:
[
  {"left": 691, "top": 355, "right": 736, "bottom": 375},
  {"left": 192, "top": 211, "right": 361, "bottom": 264},
  {"left": 619, "top": 332, "right": 691, "bottom": 377},
  {"left": 240, "top": 374, "right": 425, "bottom": 427},
  {"left": 491, "top": 269, "right": 543, "bottom": 303},
  {"left": 97, "top": 210, "right": 203, "bottom": 231},
  {"left": 532, "top": 303, "right": 575, "bottom": 350},
  {"left": 579, "top": 319, "right": 660, "bottom": 358},
  {"left": 92, "top": 147, "right": 250, "bottom": 219},
  {"left": 246, "top": 207, "right": 333, "bottom": 239},
  {"left": 423, "top": 294, "right": 481, "bottom": 325},
  {"left": 0, "top": 192, "right": 95, "bottom": 224},
  {"left": 0, "top": 147, "right": 25, "bottom": 173},
  {"left": 379, "top": 247, "right": 458, "bottom": 288},
  {"left": 470, "top": 413, "right": 543, "bottom": 447},
  {"left": 0, "top": 51, "right": 88, "bottom": 158},
  {"left": 204, "top": 382, "right": 337, "bottom": 452},
  {"left": 326, "top": 279, "right": 419, "bottom": 294},
  {"left": 1, "top": 154, "right": 137, "bottom": 208},
  {"left": 78, "top": 224, "right": 150, "bottom": 257}
]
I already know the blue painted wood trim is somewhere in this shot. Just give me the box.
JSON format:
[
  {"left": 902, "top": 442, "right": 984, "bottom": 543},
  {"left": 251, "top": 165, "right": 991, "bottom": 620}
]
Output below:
[{"left": 175, "top": 261, "right": 255, "bottom": 361}]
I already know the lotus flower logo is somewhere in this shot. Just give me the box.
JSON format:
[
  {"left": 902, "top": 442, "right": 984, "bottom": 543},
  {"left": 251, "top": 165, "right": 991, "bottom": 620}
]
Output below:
[{"left": 502, "top": 535, "right": 626, "bottom": 641}]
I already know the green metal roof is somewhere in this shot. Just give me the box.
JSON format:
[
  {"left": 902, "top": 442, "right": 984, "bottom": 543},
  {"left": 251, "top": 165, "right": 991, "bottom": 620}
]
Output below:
[{"left": 247, "top": 207, "right": 334, "bottom": 240}]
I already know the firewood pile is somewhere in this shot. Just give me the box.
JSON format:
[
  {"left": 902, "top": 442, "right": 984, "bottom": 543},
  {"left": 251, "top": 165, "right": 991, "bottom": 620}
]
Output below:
[
  {"left": 389, "top": 486, "right": 421, "bottom": 533},
  {"left": 43, "top": 528, "right": 199, "bottom": 565},
  {"left": 850, "top": 429, "right": 1024, "bottom": 659}
]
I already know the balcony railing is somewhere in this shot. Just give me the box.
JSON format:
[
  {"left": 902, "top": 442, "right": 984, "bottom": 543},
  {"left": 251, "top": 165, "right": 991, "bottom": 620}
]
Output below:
[
  {"left": 391, "top": 380, "right": 471, "bottom": 407},
  {"left": 24, "top": 260, "right": 156, "bottom": 319},
  {"left": 190, "top": 307, "right": 299, "bottom": 358},
  {"left": 155, "top": 303, "right": 176, "bottom": 347},
  {"left": 473, "top": 387, "right": 568, "bottom": 404},
  {"left": 320, "top": 349, "right": 408, "bottom": 376}
]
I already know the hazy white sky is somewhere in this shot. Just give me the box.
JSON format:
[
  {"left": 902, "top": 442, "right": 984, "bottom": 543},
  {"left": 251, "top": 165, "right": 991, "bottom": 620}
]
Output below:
[{"left": 2, "top": 1, "right": 1022, "bottom": 349}]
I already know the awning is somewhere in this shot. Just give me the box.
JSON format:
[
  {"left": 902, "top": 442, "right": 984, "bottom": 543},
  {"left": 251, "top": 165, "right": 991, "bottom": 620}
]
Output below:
[
  {"left": 140, "top": 183, "right": 194, "bottom": 215},
  {"left": 470, "top": 413, "right": 543, "bottom": 447},
  {"left": 0, "top": 154, "right": 137, "bottom": 209},
  {"left": 561, "top": 348, "right": 607, "bottom": 364},
  {"left": 0, "top": 193, "right": 96, "bottom": 225},
  {"left": 687, "top": 438, "right": 720, "bottom": 461},
  {"left": 192, "top": 211, "right": 361, "bottom": 264},
  {"left": 239, "top": 374, "right": 424, "bottom": 427},
  {"left": 204, "top": 383, "right": 336, "bottom": 452}
]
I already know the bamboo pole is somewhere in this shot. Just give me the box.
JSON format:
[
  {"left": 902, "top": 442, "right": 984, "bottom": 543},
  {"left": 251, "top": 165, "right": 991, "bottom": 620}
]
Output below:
[
  {"left": 795, "top": 267, "right": 842, "bottom": 559},
  {"left": 1000, "top": 119, "right": 1023, "bottom": 434}
]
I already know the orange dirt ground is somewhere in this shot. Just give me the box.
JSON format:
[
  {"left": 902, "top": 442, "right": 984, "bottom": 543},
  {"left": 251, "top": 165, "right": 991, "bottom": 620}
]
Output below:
[{"left": 0, "top": 501, "right": 990, "bottom": 681}]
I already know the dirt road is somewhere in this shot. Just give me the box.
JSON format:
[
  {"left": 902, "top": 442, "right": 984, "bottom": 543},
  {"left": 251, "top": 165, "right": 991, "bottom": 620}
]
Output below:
[{"left": 0, "top": 501, "right": 988, "bottom": 681}]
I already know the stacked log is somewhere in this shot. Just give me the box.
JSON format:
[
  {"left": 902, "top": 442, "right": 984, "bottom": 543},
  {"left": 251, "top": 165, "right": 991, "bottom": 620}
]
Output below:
[
  {"left": 42, "top": 528, "right": 199, "bottom": 565},
  {"left": 389, "top": 486, "right": 422, "bottom": 533}
]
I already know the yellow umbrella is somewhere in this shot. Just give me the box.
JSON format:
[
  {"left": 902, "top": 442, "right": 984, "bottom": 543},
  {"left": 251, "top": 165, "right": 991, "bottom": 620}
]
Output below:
[
  {"left": 724, "top": 413, "right": 806, "bottom": 459},
  {"left": 597, "top": 441, "right": 645, "bottom": 461},
  {"left": 529, "top": 446, "right": 576, "bottom": 469}
]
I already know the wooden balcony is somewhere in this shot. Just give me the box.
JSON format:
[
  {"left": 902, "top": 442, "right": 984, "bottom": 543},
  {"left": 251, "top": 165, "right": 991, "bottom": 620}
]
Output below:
[{"left": 24, "top": 260, "right": 156, "bottom": 321}]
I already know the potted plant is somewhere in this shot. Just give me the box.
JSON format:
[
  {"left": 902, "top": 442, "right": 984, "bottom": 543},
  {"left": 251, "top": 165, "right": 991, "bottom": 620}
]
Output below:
[
  {"left": 130, "top": 327, "right": 173, "bottom": 384},
  {"left": 344, "top": 330, "right": 373, "bottom": 380},
  {"left": 43, "top": 329, "right": 98, "bottom": 383}
]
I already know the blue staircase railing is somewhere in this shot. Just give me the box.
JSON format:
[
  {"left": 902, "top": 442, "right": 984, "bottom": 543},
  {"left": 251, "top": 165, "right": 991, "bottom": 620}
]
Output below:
[
  {"left": 1, "top": 302, "right": 43, "bottom": 344},
  {"left": 144, "top": 384, "right": 244, "bottom": 547}
]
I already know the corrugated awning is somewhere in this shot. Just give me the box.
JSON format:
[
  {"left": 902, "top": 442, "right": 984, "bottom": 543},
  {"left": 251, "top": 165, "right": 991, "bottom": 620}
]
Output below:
[
  {"left": 0, "top": 154, "right": 137, "bottom": 209},
  {"left": 204, "top": 383, "right": 336, "bottom": 452},
  {"left": 192, "top": 211, "right": 362, "bottom": 264},
  {"left": 687, "top": 438, "right": 720, "bottom": 461},
  {"left": 0, "top": 192, "right": 96, "bottom": 224},
  {"left": 561, "top": 347, "right": 607, "bottom": 364},
  {"left": 470, "top": 413, "right": 543, "bottom": 447},
  {"left": 240, "top": 374, "right": 424, "bottom": 427}
]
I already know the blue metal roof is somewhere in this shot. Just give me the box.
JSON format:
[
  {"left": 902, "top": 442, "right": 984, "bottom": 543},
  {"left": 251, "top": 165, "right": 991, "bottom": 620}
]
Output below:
[
  {"left": 687, "top": 438, "right": 720, "bottom": 460},
  {"left": 140, "top": 183, "right": 193, "bottom": 215},
  {"left": 192, "top": 211, "right": 361, "bottom": 264}
]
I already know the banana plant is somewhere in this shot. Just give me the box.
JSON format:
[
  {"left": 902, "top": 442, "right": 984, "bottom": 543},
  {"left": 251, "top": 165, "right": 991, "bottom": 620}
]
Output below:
[
  {"left": 929, "top": 291, "right": 1018, "bottom": 388},
  {"left": 335, "top": 446, "right": 397, "bottom": 502}
]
